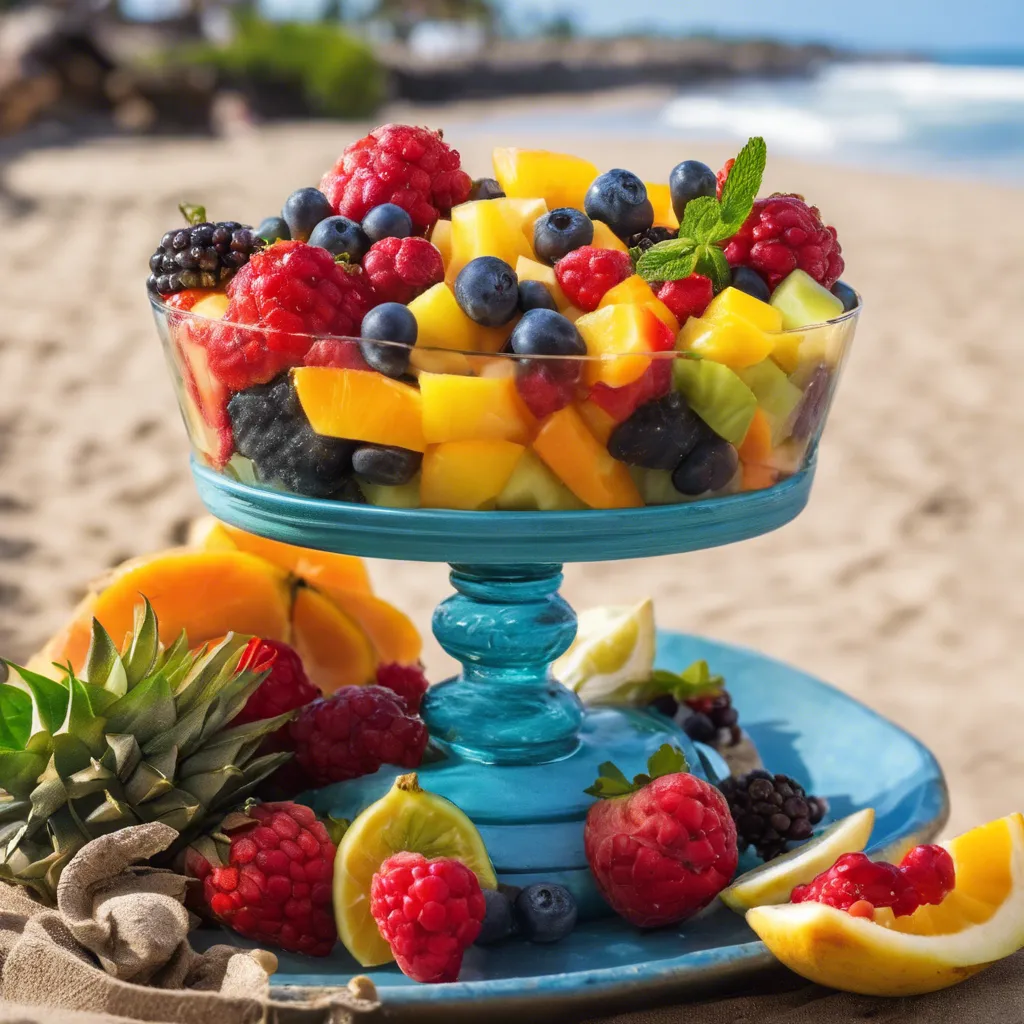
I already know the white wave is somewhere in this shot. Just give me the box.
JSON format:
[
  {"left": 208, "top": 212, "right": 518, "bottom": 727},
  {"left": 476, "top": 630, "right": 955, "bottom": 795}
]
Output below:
[{"left": 821, "top": 61, "right": 1024, "bottom": 105}]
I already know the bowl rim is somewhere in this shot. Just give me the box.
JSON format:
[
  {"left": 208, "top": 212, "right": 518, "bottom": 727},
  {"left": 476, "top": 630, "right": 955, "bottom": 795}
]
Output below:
[{"left": 149, "top": 286, "right": 862, "bottom": 360}]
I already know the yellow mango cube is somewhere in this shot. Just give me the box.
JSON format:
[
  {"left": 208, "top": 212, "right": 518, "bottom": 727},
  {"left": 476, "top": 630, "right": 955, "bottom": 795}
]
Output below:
[
  {"left": 447, "top": 198, "right": 547, "bottom": 281},
  {"left": 492, "top": 148, "right": 598, "bottom": 211},
  {"left": 293, "top": 368, "right": 425, "bottom": 452},
  {"left": 704, "top": 286, "right": 784, "bottom": 333},
  {"left": 419, "top": 372, "right": 535, "bottom": 445},
  {"left": 590, "top": 220, "right": 629, "bottom": 253},
  {"left": 421, "top": 440, "right": 526, "bottom": 510},
  {"left": 515, "top": 256, "right": 569, "bottom": 309},
  {"left": 575, "top": 304, "right": 661, "bottom": 389},
  {"left": 646, "top": 182, "right": 679, "bottom": 230},
  {"left": 429, "top": 219, "right": 452, "bottom": 271},
  {"left": 408, "top": 282, "right": 479, "bottom": 352},
  {"left": 677, "top": 314, "right": 774, "bottom": 371},
  {"left": 599, "top": 276, "right": 680, "bottom": 333}
]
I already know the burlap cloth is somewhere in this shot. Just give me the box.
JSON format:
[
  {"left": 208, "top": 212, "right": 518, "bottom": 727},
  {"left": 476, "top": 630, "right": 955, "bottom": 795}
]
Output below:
[{"left": 1, "top": 821, "right": 1021, "bottom": 1024}]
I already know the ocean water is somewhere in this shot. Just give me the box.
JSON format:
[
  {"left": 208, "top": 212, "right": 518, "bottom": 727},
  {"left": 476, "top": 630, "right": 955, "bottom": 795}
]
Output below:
[{"left": 472, "top": 58, "right": 1024, "bottom": 182}]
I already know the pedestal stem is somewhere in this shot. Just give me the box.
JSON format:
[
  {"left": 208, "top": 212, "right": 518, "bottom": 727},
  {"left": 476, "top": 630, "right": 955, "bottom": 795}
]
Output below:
[{"left": 421, "top": 563, "right": 583, "bottom": 765}]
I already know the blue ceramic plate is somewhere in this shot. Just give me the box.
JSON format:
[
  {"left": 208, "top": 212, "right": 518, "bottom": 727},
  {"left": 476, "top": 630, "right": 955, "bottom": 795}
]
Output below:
[{"left": 196, "top": 631, "right": 948, "bottom": 1022}]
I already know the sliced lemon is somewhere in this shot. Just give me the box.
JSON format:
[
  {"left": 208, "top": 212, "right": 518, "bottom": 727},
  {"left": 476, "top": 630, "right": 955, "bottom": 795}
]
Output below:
[
  {"left": 721, "top": 808, "right": 875, "bottom": 912},
  {"left": 747, "top": 813, "right": 1024, "bottom": 996},
  {"left": 553, "top": 598, "right": 655, "bottom": 705},
  {"left": 334, "top": 773, "right": 497, "bottom": 967}
]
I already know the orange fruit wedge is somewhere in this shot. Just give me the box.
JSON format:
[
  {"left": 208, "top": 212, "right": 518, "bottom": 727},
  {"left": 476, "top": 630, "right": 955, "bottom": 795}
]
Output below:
[{"left": 747, "top": 813, "right": 1024, "bottom": 996}]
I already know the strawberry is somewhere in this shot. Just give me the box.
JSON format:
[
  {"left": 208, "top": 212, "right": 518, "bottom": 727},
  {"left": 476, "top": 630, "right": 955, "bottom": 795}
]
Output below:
[{"left": 584, "top": 745, "right": 738, "bottom": 928}]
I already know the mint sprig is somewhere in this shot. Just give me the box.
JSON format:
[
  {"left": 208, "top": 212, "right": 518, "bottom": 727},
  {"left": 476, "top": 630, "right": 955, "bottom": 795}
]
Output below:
[
  {"left": 584, "top": 744, "right": 689, "bottom": 799},
  {"left": 635, "top": 136, "right": 767, "bottom": 291},
  {"left": 647, "top": 659, "right": 725, "bottom": 703}
]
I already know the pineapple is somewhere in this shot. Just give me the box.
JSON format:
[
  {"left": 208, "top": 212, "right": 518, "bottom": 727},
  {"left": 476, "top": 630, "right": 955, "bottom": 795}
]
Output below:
[{"left": 0, "top": 599, "right": 292, "bottom": 903}]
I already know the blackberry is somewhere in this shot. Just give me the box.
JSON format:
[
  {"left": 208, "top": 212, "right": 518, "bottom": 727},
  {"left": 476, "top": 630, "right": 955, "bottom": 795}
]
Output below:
[
  {"left": 719, "top": 770, "right": 829, "bottom": 862},
  {"left": 227, "top": 375, "right": 356, "bottom": 499},
  {"left": 627, "top": 226, "right": 675, "bottom": 253},
  {"left": 685, "top": 690, "right": 741, "bottom": 746},
  {"left": 147, "top": 204, "right": 263, "bottom": 295}
]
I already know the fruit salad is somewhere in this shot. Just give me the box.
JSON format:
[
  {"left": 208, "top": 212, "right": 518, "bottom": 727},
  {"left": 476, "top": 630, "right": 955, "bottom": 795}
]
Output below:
[{"left": 149, "top": 125, "right": 859, "bottom": 512}]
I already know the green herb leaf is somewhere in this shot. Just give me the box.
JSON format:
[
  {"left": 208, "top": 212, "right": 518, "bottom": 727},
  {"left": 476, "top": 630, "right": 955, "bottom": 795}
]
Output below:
[
  {"left": 679, "top": 195, "right": 722, "bottom": 243},
  {"left": 694, "top": 244, "right": 732, "bottom": 292},
  {"left": 635, "top": 239, "right": 698, "bottom": 283},
  {"left": 717, "top": 136, "right": 767, "bottom": 238},
  {"left": 179, "top": 203, "right": 207, "bottom": 226},
  {"left": 645, "top": 659, "right": 725, "bottom": 702},
  {"left": 628, "top": 245, "right": 644, "bottom": 266},
  {"left": 584, "top": 760, "right": 637, "bottom": 798},
  {"left": 646, "top": 743, "right": 688, "bottom": 780}
]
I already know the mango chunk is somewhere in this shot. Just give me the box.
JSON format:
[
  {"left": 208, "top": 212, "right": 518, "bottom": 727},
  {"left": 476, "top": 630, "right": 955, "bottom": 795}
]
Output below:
[
  {"left": 646, "top": 182, "right": 680, "bottom": 230},
  {"left": 293, "top": 367, "right": 425, "bottom": 452},
  {"left": 429, "top": 219, "right": 452, "bottom": 271},
  {"left": 704, "top": 286, "right": 784, "bottom": 333},
  {"left": 515, "top": 256, "right": 569, "bottom": 309},
  {"left": 421, "top": 440, "right": 526, "bottom": 510},
  {"left": 492, "top": 148, "right": 598, "bottom": 211},
  {"left": 677, "top": 314, "right": 774, "bottom": 370},
  {"left": 591, "top": 220, "right": 629, "bottom": 253},
  {"left": 576, "top": 304, "right": 662, "bottom": 388},
  {"left": 448, "top": 197, "right": 547, "bottom": 281},
  {"left": 599, "top": 276, "right": 680, "bottom": 333},
  {"left": 419, "top": 372, "right": 535, "bottom": 444},
  {"left": 533, "top": 406, "right": 643, "bottom": 509}
]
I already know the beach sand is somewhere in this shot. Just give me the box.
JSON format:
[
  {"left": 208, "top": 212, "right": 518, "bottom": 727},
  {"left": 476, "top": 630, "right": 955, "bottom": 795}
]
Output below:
[{"left": 1, "top": 107, "right": 1021, "bottom": 836}]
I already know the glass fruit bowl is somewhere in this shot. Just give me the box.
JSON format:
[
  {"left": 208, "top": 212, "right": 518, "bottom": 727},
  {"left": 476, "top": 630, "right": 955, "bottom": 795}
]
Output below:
[{"left": 151, "top": 285, "right": 859, "bottom": 513}]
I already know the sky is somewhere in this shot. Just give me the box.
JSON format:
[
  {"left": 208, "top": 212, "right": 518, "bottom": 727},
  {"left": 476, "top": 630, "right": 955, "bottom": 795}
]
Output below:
[{"left": 125, "top": 0, "right": 1024, "bottom": 55}]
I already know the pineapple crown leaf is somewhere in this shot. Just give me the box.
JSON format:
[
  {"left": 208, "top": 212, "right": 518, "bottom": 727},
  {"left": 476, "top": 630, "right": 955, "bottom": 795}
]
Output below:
[
  {"left": 124, "top": 598, "right": 160, "bottom": 686},
  {"left": 646, "top": 659, "right": 725, "bottom": 703},
  {"left": 83, "top": 619, "right": 127, "bottom": 697},
  {"left": 584, "top": 744, "right": 689, "bottom": 799}
]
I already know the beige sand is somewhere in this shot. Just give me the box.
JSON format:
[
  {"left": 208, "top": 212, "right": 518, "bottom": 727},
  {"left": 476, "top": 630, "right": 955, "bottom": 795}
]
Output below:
[{"left": 1, "top": 108, "right": 1021, "bottom": 836}]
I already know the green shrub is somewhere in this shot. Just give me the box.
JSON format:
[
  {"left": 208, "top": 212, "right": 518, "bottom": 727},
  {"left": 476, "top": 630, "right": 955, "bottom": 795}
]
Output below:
[{"left": 179, "top": 16, "right": 386, "bottom": 119}]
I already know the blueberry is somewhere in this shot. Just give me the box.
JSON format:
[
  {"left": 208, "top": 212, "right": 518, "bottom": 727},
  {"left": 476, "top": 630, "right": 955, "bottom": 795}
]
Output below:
[
  {"left": 584, "top": 169, "right": 653, "bottom": 241},
  {"left": 359, "top": 302, "right": 418, "bottom": 379},
  {"left": 682, "top": 712, "right": 717, "bottom": 744},
  {"left": 533, "top": 207, "right": 594, "bottom": 264},
  {"left": 256, "top": 216, "right": 290, "bottom": 244},
  {"left": 308, "top": 216, "right": 370, "bottom": 262},
  {"left": 351, "top": 444, "right": 422, "bottom": 486},
  {"left": 476, "top": 888, "right": 515, "bottom": 946},
  {"left": 509, "top": 308, "right": 586, "bottom": 358},
  {"left": 514, "top": 883, "right": 577, "bottom": 944},
  {"left": 730, "top": 266, "right": 770, "bottom": 303},
  {"left": 282, "top": 187, "right": 333, "bottom": 242},
  {"left": 454, "top": 256, "right": 519, "bottom": 327},
  {"left": 668, "top": 160, "right": 717, "bottom": 221},
  {"left": 469, "top": 177, "right": 505, "bottom": 201},
  {"left": 361, "top": 203, "right": 413, "bottom": 243},
  {"left": 608, "top": 392, "right": 704, "bottom": 471},
  {"left": 831, "top": 280, "right": 858, "bottom": 312},
  {"left": 518, "top": 280, "right": 558, "bottom": 313},
  {"left": 671, "top": 438, "right": 739, "bottom": 495}
]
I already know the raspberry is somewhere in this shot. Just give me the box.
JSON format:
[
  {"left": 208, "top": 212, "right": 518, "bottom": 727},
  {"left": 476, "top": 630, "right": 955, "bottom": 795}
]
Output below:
[
  {"left": 207, "top": 241, "right": 377, "bottom": 390},
  {"left": 723, "top": 195, "right": 844, "bottom": 292},
  {"left": 791, "top": 845, "right": 955, "bottom": 917},
  {"left": 375, "top": 662, "right": 429, "bottom": 715},
  {"left": 235, "top": 639, "right": 321, "bottom": 726},
  {"left": 657, "top": 275, "right": 714, "bottom": 325},
  {"left": 716, "top": 159, "right": 734, "bottom": 200},
  {"left": 370, "top": 852, "right": 486, "bottom": 983},
  {"left": 555, "top": 247, "right": 633, "bottom": 312},
  {"left": 304, "top": 339, "right": 370, "bottom": 371},
  {"left": 584, "top": 751, "right": 738, "bottom": 928},
  {"left": 188, "top": 801, "right": 338, "bottom": 957},
  {"left": 363, "top": 236, "right": 444, "bottom": 305},
  {"left": 516, "top": 363, "right": 578, "bottom": 419},
  {"left": 289, "top": 684, "right": 428, "bottom": 786},
  {"left": 589, "top": 359, "right": 672, "bottom": 423},
  {"left": 320, "top": 124, "right": 472, "bottom": 235}
]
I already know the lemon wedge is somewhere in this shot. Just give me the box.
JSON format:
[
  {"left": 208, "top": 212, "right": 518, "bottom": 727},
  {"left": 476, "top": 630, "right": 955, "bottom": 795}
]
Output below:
[
  {"left": 747, "top": 813, "right": 1024, "bottom": 996},
  {"left": 333, "top": 773, "right": 496, "bottom": 967},
  {"left": 553, "top": 598, "right": 655, "bottom": 704},
  {"left": 721, "top": 808, "right": 875, "bottom": 912}
]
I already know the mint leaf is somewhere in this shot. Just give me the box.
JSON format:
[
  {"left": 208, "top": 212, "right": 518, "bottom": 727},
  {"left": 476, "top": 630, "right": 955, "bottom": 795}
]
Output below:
[
  {"left": 646, "top": 743, "right": 688, "bottom": 780},
  {"left": 179, "top": 203, "right": 208, "bottom": 226},
  {"left": 628, "top": 245, "right": 643, "bottom": 266},
  {"left": 635, "top": 239, "right": 697, "bottom": 283},
  {"left": 680, "top": 196, "right": 721, "bottom": 243},
  {"left": 717, "top": 136, "right": 766, "bottom": 238},
  {"left": 694, "top": 244, "right": 732, "bottom": 292},
  {"left": 646, "top": 660, "right": 725, "bottom": 702}
]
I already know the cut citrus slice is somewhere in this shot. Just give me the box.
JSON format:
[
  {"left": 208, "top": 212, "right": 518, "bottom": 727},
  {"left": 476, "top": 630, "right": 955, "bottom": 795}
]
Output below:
[
  {"left": 747, "top": 813, "right": 1024, "bottom": 996},
  {"left": 552, "top": 598, "right": 655, "bottom": 705},
  {"left": 721, "top": 808, "right": 875, "bottom": 912},
  {"left": 334, "top": 773, "right": 497, "bottom": 967}
]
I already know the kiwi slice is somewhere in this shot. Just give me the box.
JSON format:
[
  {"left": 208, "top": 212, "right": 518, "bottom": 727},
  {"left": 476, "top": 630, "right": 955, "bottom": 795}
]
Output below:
[
  {"left": 770, "top": 269, "right": 844, "bottom": 330},
  {"left": 497, "top": 450, "right": 585, "bottom": 511},
  {"left": 361, "top": 476, "right": 422, "bottom": 509},
  {"left": 672, "top": 358, "right": 757, "bottom": 446},
  {"left": 334, "top": 774, "right": 497, "bottom": 967},
  {"left": 738, "top": 360, "right": 804, "bottom": 445}
]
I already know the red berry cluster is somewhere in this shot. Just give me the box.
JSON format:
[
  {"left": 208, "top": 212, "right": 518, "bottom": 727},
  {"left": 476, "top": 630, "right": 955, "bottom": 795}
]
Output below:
[{"left": 792, "top": 844, "right": 955, "bottom": 917}]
